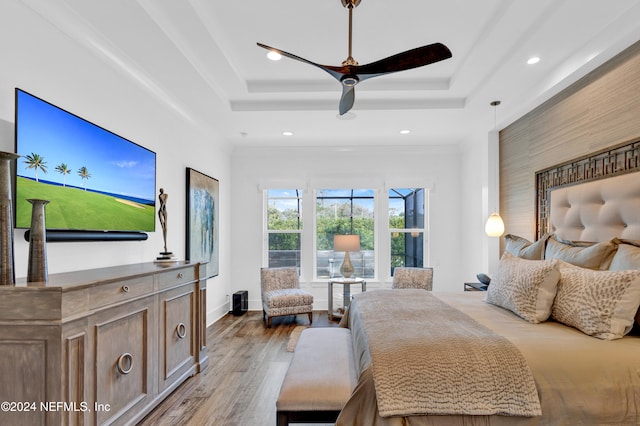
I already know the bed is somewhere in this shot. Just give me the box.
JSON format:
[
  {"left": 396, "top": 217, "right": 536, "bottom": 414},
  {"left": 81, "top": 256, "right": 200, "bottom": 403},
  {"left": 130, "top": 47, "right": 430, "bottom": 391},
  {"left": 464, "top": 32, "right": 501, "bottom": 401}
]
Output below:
[{"left": 336, "top": 170, "right": 640, "bottom": 425}]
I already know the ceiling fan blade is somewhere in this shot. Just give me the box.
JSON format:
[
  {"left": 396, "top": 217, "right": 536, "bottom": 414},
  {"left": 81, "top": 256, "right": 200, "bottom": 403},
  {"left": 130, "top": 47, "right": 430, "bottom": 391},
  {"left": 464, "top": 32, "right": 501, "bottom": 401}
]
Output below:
[
  {"left": 258, "top": 39, "right": 451, "bottom": 116},
  {"left": 257, "top": 43, "right": 346, "bottom": 81},
  {"left": 355, "top": 43, "right": 452, "bottom": 81},
  {"left": 338, "top": 85, "right": 356, "bottom": 115}
]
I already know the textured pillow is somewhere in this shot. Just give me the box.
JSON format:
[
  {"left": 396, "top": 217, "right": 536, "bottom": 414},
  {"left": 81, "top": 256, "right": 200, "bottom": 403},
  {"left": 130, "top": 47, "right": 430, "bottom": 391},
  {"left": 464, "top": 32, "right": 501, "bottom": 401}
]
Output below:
[
  {"left": 485, "top": 252, "right": 560, "bottom": 323},
  {"left": 544, "top": 237, "right": 618, "bottom": 270},
  {"left": 551, "top": 261, "right": 640, "bottom": 340},
  {"left": 504, "top": 234, "right": 549, "bottom": 260},
  {"left": 609, "top": 242, "right": 640, "bottom": 271}
]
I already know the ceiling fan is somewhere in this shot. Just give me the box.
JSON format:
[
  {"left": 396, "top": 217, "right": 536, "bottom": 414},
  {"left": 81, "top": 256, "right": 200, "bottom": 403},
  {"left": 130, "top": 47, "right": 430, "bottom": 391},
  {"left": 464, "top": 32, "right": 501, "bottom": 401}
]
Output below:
[{"left": 257, "top": 0, "right": 452, "bottom": 115}]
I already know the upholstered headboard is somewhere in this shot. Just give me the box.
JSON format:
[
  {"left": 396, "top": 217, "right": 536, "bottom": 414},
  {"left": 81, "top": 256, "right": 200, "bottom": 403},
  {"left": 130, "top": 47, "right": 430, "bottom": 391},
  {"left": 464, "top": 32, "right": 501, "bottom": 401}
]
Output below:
[
  {"left": 549, "top": 171, "right": 640, "bottom": 242},
  {"left": 536, "top": 139, "right": 640, "bottom": 240}
]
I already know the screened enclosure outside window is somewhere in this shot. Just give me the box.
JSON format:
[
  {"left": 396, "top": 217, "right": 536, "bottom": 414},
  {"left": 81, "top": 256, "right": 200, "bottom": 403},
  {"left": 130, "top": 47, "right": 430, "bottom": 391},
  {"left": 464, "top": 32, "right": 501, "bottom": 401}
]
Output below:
[
  {"left": 389, "top": 188, "right": 425, "bottom": 275},
  {"left": 315, "top": 189, "right": 375, "bottom": 279},
  {"left": 266, "top": 189, "right": 302, "bottom": 270}
]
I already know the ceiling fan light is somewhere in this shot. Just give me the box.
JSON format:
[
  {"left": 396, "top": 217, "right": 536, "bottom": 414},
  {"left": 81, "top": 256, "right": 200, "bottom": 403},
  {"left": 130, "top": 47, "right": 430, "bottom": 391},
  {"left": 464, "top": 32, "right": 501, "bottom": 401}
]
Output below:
[
  {"left": 341, "top": 77, "right": 359, "bottom": 87},
  {"left": 267, "top": 51, "right": 282, "bottom": 61}
]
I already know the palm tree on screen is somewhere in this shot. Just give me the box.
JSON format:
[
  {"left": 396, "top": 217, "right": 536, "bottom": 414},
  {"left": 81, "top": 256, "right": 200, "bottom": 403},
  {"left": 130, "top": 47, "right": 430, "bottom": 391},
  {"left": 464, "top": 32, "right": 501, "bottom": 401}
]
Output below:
[
  {"left": 23, "top": 152, "right": 47, "bottom": 182},
  {"left": 78, "top": 166, "right": 91, "bottom": 190},
  {"left": 55, "top": 163, "right": 71, "bottom": 187}
]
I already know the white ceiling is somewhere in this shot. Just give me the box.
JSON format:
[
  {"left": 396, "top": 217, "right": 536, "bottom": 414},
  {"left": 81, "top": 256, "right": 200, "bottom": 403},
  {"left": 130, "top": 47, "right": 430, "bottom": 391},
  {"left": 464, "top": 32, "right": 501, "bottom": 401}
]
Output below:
[{"left": 19, "top": 0, "right": 640, "bottom": 148}]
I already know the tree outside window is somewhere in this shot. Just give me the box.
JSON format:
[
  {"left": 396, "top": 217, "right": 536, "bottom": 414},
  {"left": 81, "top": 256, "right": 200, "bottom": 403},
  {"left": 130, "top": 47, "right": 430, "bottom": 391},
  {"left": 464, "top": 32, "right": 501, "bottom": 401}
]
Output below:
[
  {"left": 315, "top": 189, "right": 375, "bottom": 279},
  {"left": 389, "top": 188, "right": 425, "bottom": 276},
  {"left": 266, "top": 189, "right": 302, "bottom": 270}
]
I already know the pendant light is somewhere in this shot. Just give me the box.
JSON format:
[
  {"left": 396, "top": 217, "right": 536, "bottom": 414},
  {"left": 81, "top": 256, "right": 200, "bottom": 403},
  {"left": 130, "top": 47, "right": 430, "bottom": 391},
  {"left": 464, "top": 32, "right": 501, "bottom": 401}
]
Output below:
[
  {"left": 485, "top": 101, "right": 505, "bottom": 237},
  {"left": 485, "top": 212, "right": 505, "bottom": 237}
]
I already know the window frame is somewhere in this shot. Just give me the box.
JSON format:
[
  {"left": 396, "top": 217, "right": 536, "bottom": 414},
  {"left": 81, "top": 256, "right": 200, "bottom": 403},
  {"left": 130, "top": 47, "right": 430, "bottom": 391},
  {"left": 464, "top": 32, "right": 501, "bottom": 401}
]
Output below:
[
  {"left": 388, "top": 187, "right": 428, "bottom": 277},
  {"left": 313, "top": 188, "right": 377, "bottom": 281},
  {"left": 262, "top": 185, "right": 429, "bottom": 284},
  {"left": 263, "top": 189, "right": 303, "bottom": 272}
]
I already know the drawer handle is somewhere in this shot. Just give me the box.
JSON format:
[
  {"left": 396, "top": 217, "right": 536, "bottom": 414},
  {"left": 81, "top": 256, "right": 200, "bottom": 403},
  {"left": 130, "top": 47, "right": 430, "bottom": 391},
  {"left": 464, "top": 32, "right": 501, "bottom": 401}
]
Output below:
[
  {"left": 176, "top": 323, "right": 187, "bottom": 339},
  {"left": 177, "top": 273, "right": 184, "bottom": 279},
  {"left": 121, "top": 285, "right": 130, "bottom": 293},
  {"left": 116, "top": 353, "right": 134, "bottom": 375}
]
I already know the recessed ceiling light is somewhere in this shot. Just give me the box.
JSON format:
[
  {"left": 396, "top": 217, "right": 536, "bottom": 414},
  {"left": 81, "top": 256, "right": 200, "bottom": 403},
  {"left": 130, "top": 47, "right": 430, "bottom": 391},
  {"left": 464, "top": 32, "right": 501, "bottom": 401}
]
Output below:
[
  {"left": 527, "top": 56, "right": 540, "bottom": 65},
  {"left": 400, "top": 129, "right": 411, "bottom": 135},
  {"left": 282, "top": 131, "right": 293, "bottom": 136},
  {"left": 267, "top": 51, "right": 282, "bottom": 61}
]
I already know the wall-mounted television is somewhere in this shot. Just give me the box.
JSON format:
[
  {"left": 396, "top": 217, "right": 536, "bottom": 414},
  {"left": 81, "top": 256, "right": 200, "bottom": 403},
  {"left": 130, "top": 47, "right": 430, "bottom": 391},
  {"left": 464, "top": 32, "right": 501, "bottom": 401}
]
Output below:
[{"left": 14, "top": 88, "right": 156, "bottom": 241}]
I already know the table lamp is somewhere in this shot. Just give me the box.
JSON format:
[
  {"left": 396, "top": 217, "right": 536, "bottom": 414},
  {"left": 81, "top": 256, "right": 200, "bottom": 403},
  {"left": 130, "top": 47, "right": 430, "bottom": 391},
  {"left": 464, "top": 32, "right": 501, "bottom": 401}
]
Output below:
[{"left": 334, "top": 235, "right": 360, "bottom": 278}]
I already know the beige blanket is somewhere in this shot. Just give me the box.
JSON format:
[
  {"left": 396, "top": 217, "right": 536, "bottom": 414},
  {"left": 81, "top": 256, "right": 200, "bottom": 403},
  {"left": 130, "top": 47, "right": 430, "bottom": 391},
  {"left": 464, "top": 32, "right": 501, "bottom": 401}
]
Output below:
[
  {"left": 349, "top": 290, "right": 541, "bottom": 417},
  {"left": 338, "top": 291, "right": 640, "bottom": 425}
]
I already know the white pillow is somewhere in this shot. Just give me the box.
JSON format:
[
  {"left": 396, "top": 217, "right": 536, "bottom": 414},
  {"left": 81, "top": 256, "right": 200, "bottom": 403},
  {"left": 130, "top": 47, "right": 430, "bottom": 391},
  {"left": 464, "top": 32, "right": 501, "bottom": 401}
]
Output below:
[
  {"left": 609, "top": 243, "right": 640, "bottom": 271},
  {"left": 544, "top": 237, "right": 618, "bottom": 270},
  {"left": 551, "top": 261, "right": 640, "bottom": 340},
  {"left": 485, "top": 252, "right": 560, "bottom": 323},
  {"left": 504, "top": 233, "right": 549, "bottom": 260}
]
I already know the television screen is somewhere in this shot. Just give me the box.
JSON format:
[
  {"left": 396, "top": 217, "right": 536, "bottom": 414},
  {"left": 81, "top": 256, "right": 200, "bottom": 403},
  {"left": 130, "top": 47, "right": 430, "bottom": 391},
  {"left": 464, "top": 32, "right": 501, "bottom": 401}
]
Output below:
[{"left": 14, "top": 88, "right": 156, "bottom": 233}]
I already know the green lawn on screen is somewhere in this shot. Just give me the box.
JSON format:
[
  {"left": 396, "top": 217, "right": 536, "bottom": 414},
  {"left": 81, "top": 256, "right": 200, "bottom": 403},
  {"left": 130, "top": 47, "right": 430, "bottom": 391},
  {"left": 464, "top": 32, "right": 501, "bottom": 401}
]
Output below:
[{"left": 15, "top": 177, "right": 155, "bottom": 231}]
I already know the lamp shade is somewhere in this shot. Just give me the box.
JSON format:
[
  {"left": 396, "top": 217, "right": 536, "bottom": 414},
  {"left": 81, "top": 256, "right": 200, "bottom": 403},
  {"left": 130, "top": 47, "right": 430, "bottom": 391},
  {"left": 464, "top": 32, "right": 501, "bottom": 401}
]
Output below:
[
  {"left": 334, "top": 235, "right": 360, "bottom": 252},
  {"left": 485, "top": 212, "right": 505, "bottom": 237}
]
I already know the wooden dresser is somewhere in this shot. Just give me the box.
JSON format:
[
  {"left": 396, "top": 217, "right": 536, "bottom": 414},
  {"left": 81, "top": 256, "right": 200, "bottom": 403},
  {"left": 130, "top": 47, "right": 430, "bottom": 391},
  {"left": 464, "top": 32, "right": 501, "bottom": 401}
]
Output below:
[{"left": 0, "top": 261, "right": 208, "bottom": 426}]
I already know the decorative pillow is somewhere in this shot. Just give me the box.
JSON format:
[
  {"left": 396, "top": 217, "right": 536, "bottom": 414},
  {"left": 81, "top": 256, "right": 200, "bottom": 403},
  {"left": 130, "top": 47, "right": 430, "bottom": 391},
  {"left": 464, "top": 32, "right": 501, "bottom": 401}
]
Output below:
[
  {"left": 608, "top": 241, "right": 640, "bottom": 329},
  {"left": 551, "top": 261, "right": 640, "bottom": 340},
  {"left": 609, "top": 242, "right": 640, "bottom": 271},
  {"left": 485, "top": 252, "right": 560, "bottom": 323},
  {"left": 504, "top": 233, "right": 549, "bottom": 260},
  {"left": 544, "top": 236, "right": 618, "bottom": 270}
]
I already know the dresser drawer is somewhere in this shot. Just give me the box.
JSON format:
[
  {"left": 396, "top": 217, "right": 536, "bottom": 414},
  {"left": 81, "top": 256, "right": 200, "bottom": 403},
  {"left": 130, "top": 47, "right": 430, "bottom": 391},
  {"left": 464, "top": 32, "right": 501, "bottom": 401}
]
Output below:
[
  {"left": 156, "top": 266, "right": 196, "bottom": 290},
  {"left": 93, "top": 296, "right": 155, "bottom": 425},
  {"left": 159, "top": 284, "right": 197, "bottom": 391},
  {"left": 89, "top": 276, "right": 154, "bottom": 309}
]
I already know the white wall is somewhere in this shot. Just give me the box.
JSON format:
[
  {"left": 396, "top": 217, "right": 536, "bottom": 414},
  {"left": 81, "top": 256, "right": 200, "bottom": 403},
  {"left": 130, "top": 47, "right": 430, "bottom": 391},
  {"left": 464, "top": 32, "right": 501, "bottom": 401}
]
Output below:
[
  {"left": 0, "top": 1, "right": 231, "bottom": 325},
  {"left": 230, "top": 144, "right": 465, "bottom": 311},
  {"left": 459, "top": 131, "right": 502, "bottom": 282}
]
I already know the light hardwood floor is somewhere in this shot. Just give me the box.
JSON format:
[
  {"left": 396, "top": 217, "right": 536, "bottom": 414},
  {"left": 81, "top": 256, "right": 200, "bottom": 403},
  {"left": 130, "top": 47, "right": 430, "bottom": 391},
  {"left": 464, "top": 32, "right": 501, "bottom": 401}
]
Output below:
[{"left": 138, "top": 311, "right": 338, "bottom": 426}]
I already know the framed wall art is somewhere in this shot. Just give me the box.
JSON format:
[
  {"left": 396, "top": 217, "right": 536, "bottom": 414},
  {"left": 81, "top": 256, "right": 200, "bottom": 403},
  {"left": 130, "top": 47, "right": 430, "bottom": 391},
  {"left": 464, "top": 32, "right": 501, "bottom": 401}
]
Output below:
[{"left": 186, "top": 167, "right": 219, "bottom": 278}]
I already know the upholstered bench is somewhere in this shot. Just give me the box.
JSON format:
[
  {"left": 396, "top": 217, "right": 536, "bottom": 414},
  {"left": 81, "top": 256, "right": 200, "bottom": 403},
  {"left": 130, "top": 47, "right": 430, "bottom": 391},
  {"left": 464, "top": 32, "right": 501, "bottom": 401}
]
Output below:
[{"left": 276, "top": 327, "right": 358, "bottom": 426}]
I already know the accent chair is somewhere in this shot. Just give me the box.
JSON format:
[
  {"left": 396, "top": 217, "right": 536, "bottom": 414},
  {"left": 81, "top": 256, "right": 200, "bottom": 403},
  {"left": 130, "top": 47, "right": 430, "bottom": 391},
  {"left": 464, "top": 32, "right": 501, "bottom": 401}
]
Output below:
[
  {"left": 392, "top": 267, "right": 433, "bottom": 290},
  {"left": 261, "top": 267, "right": 314, "bottom": 328}
]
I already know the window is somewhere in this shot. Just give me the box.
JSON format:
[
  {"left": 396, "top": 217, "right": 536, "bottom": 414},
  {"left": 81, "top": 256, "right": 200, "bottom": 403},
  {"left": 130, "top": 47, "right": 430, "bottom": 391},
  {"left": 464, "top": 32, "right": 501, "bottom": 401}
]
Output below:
[
  {"left": 265, "top": 189, "right": 302, "bottom": 269},
  {"left": 389, "top": 188, "right": 425, "bottom": 275},
  {"left": 263, "top": 186, "right": 427, "bottom": 281},
  {"left": 315, "top": 189, "right": 375, "bottom": 279}
]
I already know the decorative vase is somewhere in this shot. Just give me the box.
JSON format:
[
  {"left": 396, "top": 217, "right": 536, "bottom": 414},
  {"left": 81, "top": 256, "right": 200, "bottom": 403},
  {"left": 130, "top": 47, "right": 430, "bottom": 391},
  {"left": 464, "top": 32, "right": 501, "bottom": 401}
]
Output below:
[
  {"left": 0, "top": 152, "right": 19, "bottom": 285},
  {"left": 27, "top": 199, "right": 50, "bottom": 283},
  {"left": 340, "top": 251, "right": 354, "bottom": 278}
]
